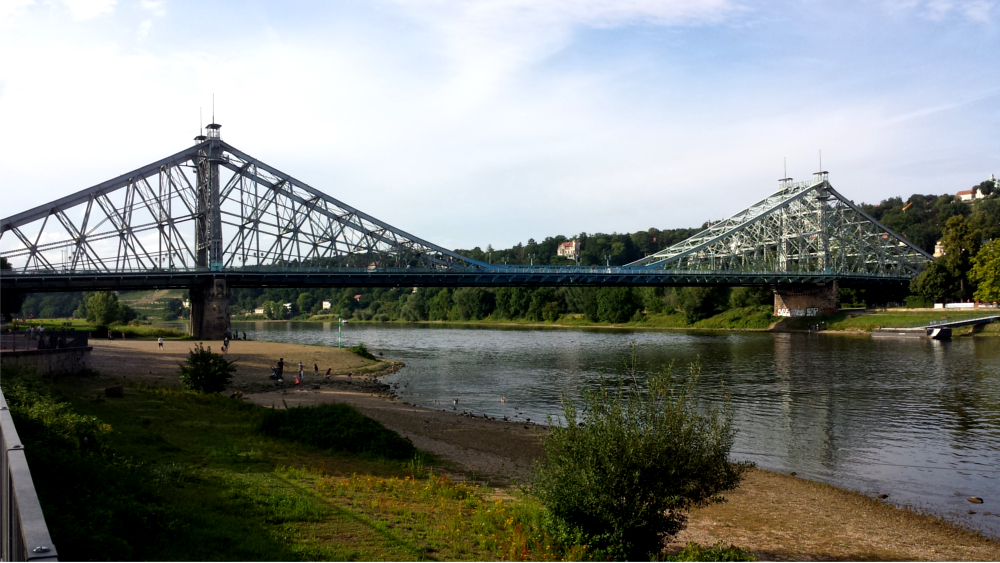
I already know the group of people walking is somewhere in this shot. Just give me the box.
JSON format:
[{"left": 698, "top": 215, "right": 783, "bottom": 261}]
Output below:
[{"left": 270, "top": 358, "right": 335, "bottom": 385}]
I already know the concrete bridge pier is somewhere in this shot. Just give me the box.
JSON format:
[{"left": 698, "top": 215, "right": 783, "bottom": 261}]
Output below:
[
  {"left": 774, "top": 282, "right": 839, "bottom": 317},
  {"left": 189, "top": 278, "right": 231, "bottom": 340}
]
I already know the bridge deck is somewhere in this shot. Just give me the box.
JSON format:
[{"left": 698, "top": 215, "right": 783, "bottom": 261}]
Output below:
[
  {"left": 0, "top": 267, "right": 914, "bottom": 293},
  {"left": 923, "top": 315, "right": 1000, "bottom": 329}
]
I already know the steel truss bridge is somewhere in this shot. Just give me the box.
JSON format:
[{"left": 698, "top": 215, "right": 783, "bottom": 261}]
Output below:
[{"left": 1, "top": 124, "right": 932, "bottom": 297}]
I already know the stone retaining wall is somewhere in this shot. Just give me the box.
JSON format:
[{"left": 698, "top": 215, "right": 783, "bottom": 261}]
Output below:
[{"left": 1, "top": 347, "right": 92, "bottom": 375}]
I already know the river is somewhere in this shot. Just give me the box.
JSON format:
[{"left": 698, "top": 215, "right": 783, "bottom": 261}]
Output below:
[{"left": 233, "top": 321, "right": 1000, "bottom": 536}]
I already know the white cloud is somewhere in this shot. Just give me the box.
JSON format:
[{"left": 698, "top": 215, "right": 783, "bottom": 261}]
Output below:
[
  {"left": 140, "top": 0, "right": 165, "bottom": 16},
  {"left": 138, "top": 18, "right": 151, "bottom": 36},
  {"left": 960, "top": 0, "right": 995, "bottom": 21},
  {"left": 0, "top": 0, "right": 997, "bottom": 251},
  {"left": 0, "top": 0, "right": 33, "bottom": 25},
  {"left": 882, "top": 0, "right": 997, "bottom": 21},
  {"left": 63, "top": 0, "right": 116, "bottom": 19}
]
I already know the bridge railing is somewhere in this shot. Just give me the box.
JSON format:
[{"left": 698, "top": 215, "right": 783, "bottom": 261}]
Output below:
[
  {"left": 1, "top": 390, "right": 58, "bottom": 562},
  {"left": 3, "top": 264, "right": 916, "bottom": 279},
  {"left": 889, "top": 312, "right": 1000, "bottom": 329},
  {"left": 0, "top": 334, "right": 37, "bottom": 352}
]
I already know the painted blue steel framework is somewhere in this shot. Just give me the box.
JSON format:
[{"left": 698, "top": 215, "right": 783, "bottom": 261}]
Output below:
[{"left": 0, "top": 125, "right": 933, "bottom": 293}]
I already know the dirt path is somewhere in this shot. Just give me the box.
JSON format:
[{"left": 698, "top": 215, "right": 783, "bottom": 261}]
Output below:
[
  {"left": 248, "top": 388, "right": 544, "bottom": 482},
  {"left": 88, "top": 340, "right": 1000, "bottom": 561}
]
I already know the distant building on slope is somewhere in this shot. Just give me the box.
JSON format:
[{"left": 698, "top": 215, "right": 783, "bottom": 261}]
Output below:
[
  {"left": 557, "top": 240, "right": 581, "bottom": 260},
  {"left": 933, "top": 241, "right": 946, "bottom": 258},
  {"left": 957, "top": 175, "right": 995, "bottom": 202}
]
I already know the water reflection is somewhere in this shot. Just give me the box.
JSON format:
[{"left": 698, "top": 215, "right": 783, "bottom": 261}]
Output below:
[{"left": 234, "top": 321, "right": 1000, "bottom": 536}]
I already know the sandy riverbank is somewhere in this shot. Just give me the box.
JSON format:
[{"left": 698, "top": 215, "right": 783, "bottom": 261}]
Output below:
[
  {"left": 87, "top": 339, "right": 1000, "bottom": 561},
  {"left": 87, "top": 338, "right": 392, "bottom": 388}
]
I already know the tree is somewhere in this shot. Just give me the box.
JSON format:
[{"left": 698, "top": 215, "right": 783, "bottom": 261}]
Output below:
[
  {"left": 452, "top": 287, "right": 495, "bottom": 320},
  {"left": 427, "top": 288, "right": 452, "bottom": 321},
  {"left": 532, "top": 349, "right": 752, "bottom": 560},
  {"left": 85, "top": 292, "right": 123, "bottom": 327},
  {"left": 675, "top": 286, "right": 727, "bottom": 323},
  {"left": 178, "top": 343, "right": 236, "bottom": 393},
  {"left": 910, "top": 261, "right": 958, "bottom": 304},
  {"left": 728, "top": 286, "right": 771, "bottom": 309},
  {"left": 971, "top": 240, "right": 1000, "bottom": 302},
  {"left": 296, "top": 292, "right": 315, "bottom": 315},
  {"left": 940, "top": 215, "right": 981, "bottom": 299},
  {"left": 163, "top": 298, "right": 185, "bottom": 321},
  {"left": 595, "top": 287, "right": 639, "bottom": 323}
]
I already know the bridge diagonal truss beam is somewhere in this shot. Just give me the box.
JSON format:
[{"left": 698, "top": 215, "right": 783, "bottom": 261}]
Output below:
[
  {"left": 0, "top": 139, "right": 489, "bottom": 275},
  {"left": 627, "top": 175, "right": 933, "bottom": 276}
]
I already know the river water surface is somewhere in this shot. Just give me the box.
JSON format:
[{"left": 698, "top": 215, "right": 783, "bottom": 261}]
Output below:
[{"left": 233, "top": 321, "right": 1000, "bottom": 536}]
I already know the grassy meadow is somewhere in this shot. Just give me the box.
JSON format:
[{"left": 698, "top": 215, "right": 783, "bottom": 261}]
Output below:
[{"left": 1, "top": 367, "right": 583, "bottom": 561}]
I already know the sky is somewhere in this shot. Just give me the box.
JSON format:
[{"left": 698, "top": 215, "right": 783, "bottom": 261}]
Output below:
[{"left": 1, "top": 0, "right": 998, "bottom": 250}]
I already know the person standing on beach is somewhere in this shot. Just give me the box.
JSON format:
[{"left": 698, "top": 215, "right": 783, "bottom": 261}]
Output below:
[
  {"left": 277, "top": 358, "right": 284, "bottom": 380},
  {"left": 158, "top": 337, "right": 163, "bottom": 350},
  {"left": 298, "top": 362, "right": 304, "bottom": 379},
  {"left": 314, "top": 363, "right": 319, "bottom": 376}
]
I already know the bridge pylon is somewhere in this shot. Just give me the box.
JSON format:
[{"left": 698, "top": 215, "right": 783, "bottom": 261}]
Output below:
[
  {"left": 191, "top": 123, "right": 230, "bottom": 339},
  {"left": 190, "top": 278, "right": 231, "bottom": 340},
  {"left": 772, "top": 281, "right": 839, "bottom": 318}
]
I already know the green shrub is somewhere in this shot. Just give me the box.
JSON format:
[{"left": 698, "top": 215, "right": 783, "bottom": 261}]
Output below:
[
  {"left": 255, "top": 403, "right": 415, "bottom": 460},
  {"left": 670, "top": 542, "right": 758, "bottom": 562},
  {"left": 531, "top": 347, "right": 752, "bottom": 561},
  {"left": 347, "top": 342, "right": 377, "bottom": 360},
  {"left": 1, "top": 366, "right": 170, "bottom": 560},
  {"left": 1, "top": 366, "right": 109, "bottom": 453},
  {"left": 178, "top": 342, "right": 236, "bottom": 393}
]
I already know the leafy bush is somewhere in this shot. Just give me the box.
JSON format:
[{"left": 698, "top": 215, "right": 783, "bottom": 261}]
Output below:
[
  {"left": 178, "top": 342, "right": 236, "bottom": 393},
  {"left": 255, "top": 403, "right": 415, "bottom": 460},
  {"left": 670, "top": 542, "right": 758, "bottom": 562},
  {"left": 2, "top": 366, "right": 170, "bottom": 560},
  {"left": 348, "top": 342, "right": 377, "bottom": 360},
  {"left": 531, "top": 348, "right": 752, "bottom": 560},
  {"left": 692, "top": 306, "right": 776, "bottom": 330}
]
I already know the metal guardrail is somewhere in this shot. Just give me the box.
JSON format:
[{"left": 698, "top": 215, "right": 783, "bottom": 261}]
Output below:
[
  {"left": 1, "top": 391, "right": 57, "bottom": 562},
  {"left": 0, "top": 264, "right": 921, "bottom": 277},
  {"left": 1, "top": 331, "right": 88, "bottom": 352}
]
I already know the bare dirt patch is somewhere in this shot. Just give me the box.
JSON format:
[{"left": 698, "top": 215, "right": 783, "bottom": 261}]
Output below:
[{"left": 88, "top": 339, "right": 384, "bottom": 388}]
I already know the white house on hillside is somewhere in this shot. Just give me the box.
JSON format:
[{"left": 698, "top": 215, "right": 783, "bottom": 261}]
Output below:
[{"left": 557, "top": 240, "right": 581, "bottom": 260}]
